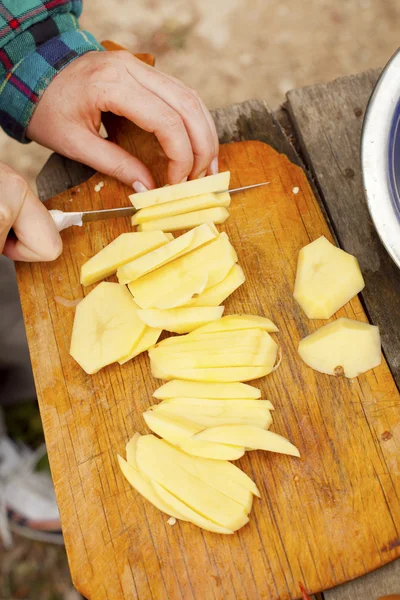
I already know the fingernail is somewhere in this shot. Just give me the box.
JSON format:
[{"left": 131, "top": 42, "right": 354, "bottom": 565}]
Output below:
[
  {"left": 180, "top": 176, "right": 188, "bottom": 183},
  {"left": 198, "top": 170, "right": 207, "bottom": 178},
  {"left": 133, "top": 181, "right": 148, "bottom": 193},
  {"left": 210, "top": 157, "right": 219, "bottom": 175}
]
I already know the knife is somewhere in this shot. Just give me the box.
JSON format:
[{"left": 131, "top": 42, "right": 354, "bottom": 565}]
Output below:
[{"left": 48, "top": 181, "right": 270, "bottom": 232}]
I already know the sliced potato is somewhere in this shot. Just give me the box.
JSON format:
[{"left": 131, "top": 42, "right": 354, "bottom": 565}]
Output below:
[
  {"left": 118, "top": 325, "right": 161, "bottom": 365},
  {"left": 192, "top": 314, "right": 278, "bottom": 335},
  {"left": 153, "top": 380, "right": 262, "bottom": 400},
  {"left": 298, "top": 317, "right": 381, "bottom": 378},
  {"left": 186, "top": 264, "right": 245, "bottom": 307},
  {"left": 142, "top": 411, "right": 245, "bottom": 460},
  {"left": 126, "top": 432, "right": 141, "bottom": 467},
  {"left": 153, "top": 399, "right": 273, "bottom": 429},
  {"left": 132, "top": 192, "right": 231, "bottom": 224},
  {"left": 70, "top": 283, "right": 146, "bottom": 374},
  {"left": 118, "top": 455, "right": 184, "bottom": 519},
  {"left": 129, "top": 171, "right": 230, "bottom": 209},
  {"left": 137, "top": 207, "right": 230, "bottom": 232},
  {"left": 141, "top": 436, "right": 260, "bottom": 497},
  {"left": 127, "top": 233, "right": 237, "bottom": 308},
  {"left": 151, "top": 482, "right": 233, "bottom": 534},
  {"left": 152, "top": 329, "right": 265, "bottom": 351},
  {"left": 154, "top": 398, "right": 274, "bottom": 410},
  {"left": 130, "top": 273, "right": 208, "bottom": 310},
  {"left": 117, "top": 223, "right": 217, "bottom": 284},
  {"left": 151, "top": 364, "right": 276, "bottom": 383},
  {"left": 80, "top": 231, "right": 171, "bottom": 286},
  {"left": 136, "top": 435, "right": 249, "bottom": 530},
  {"left": 193, "top": 425, "right": 300, "bottom": 457},
  {"left": 149, "top": 330, "right": 278, "bottom": 377},
  {"left": 138, "top": 306, "right": 224, "bottom": 334},
  {"left": 293, "top": 236, "right": 365, "bottom": 319}
]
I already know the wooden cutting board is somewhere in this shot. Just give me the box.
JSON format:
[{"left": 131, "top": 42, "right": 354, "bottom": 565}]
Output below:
[{"left": 15, "top": 49, "right": 400, "bottom": 600}]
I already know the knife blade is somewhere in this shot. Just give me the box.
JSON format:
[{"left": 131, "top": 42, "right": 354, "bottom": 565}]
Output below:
[{"left": 49, "top": 181, "right": 270, "bottom": 231}]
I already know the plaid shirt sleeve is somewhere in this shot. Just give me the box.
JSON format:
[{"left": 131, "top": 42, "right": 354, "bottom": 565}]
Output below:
[{"left": 0, "top": 1, "right": 104, "bottom": 143}]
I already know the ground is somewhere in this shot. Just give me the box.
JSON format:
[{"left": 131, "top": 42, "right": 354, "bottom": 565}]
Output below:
[{"left": 1, "top": 0, "right": 400, "bottom": 597}]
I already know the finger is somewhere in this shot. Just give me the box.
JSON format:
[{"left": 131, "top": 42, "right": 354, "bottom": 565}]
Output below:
[
  {"left": 66, "top": 127, "right": 156, "bottom": 189},
  {"left": 3, "top": 188, "right": 62, "bottom": 262},
  {"left": 104, "top": 82, "right": 194, "bottom": 184},
  {"left": 127, "top": 59, "right": 217, "bottom": 179},
  {"left": 161, "top": 70, "right": 220, "bottom": 162}
]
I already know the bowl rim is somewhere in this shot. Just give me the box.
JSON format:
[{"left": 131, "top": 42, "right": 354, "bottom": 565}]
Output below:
[{"left": 361, "top": 47, "right": 400, "bottom": 269}]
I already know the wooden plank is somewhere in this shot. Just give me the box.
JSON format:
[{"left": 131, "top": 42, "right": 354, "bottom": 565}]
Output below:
[
  {"left": 20, "top": 95, "right": 400, "bottom": 599},
  {"left": 286, "top": 70, "right": 400, "bottom": 391},
  {"left": 324, "top": 558, "right": 400, "bottom": 600}
]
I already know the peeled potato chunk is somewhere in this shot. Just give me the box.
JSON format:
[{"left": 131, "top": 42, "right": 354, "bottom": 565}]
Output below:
[
  {"left": 70, "top": 282, "right": 146, "bottom": 374},
  {"left": 153, "top": 380, "right": 262, "bottom": 400},
  {"left": 298, "top": 317, "right": 381, "bottom": 378},
  {"left": 137, "top": 207, "right": 230, "bottom": 232},
  {"left": 117, "top": 223, "right": 218, "bottom": 284},
  {"left": 186, "top": 264, "right": 245, "bottom": 307},
  {"left": 127, "top": 233, "right": 237, "bottom": 308},
  {"left": 293, "top": 236, "right": 365, "bottom": 319},
  {"left": 136, "top": 435, "right": 249, "bottom": 530},
  {"left": 143, "top": 411, "right": 245, "bottom": 460},
  {"left": 193, "top": 425, "right": 300, "bottom": 457},
  {"left": 138, "top": 306, "right": 224, "bottom": 334},
  {"left": 132, "top": 192, "right": 231, "bottom": 224},
  {"left": 80, "top": 231, "right": 172, "bottom": 286},
  {"left": 191, "top": 314, "right": 278, "bottom": 335},
  {"left": 129, "top": 171, "right": 230, "bottom": 209}
]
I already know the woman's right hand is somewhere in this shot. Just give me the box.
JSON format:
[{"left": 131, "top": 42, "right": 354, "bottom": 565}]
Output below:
[{"left": 0, "top": 162, "right": 62, "bottom": 262}]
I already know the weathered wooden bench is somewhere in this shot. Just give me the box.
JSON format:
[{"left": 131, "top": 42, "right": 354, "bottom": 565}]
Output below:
[{"left": 32, "top": 67, "right": 400, "bottom": 599}]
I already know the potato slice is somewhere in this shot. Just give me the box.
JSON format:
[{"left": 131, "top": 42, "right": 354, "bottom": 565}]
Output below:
[
  {"left": 127, "top": 233, "right": 237, "bottom": 308},
  {"left": 126, "top": 432, "right": 141, "bottom": 467},
  {"left": 118, "top": 455, "right": 185, "bottom": 519},
  {"left": 118, "top": 325, "right": 161, "bottom": 365},
  {"left": 293, "top": 236, "right": 365, "bottom": 319},
  {"left": 129, "top": 171, "right": 230, "bottom": 209},
  {"left": 186, "top": 264, "right": 245, "bottom": 307},
  {"left": 150, "top": 331, "right": 278, "bottom": 376},
  {"left": 151, "top": 482, "right": 233, "bottom": 534},
  {"left": 151, "top": 364, "right": 275, "bottom": 383},
  {"left": 132, "top": 192, "right": 231, "bottom": 224},
  {"left": 136, "top": 436, "right": 249, "bottom": 530},
  {"left": 155, "top": 398, "right": 274, "bottom": 410},
  {"left": 117, "top": 223, "right": 217, "bottom": 284},
  {"left": 154, "top": 399, "right": 273, "bottom": 429},
  {"left": 139, "top": 435, "right": 260, "bottom": 496},
  {"left": 70, "top": 283, "right": 146, "bottom": 374},
  {"left": 153, "top": 380, "right": 261, "bottom": 400},
  {"left": 137, "top": 207, "right": 230, "bottom": 232},
  {"left": 193, "top": 426, "right": 300, "bottom": 457},
  {"left": 80, "top": 231, "right": 172, "bottom": 286},
  {"left": 138, "top": 306, "right": 224, "bottom": 334},
  {"left": 142, "top": 411, "right": 245, "bottom": 460},
  {"left": 131, "top": 273, "right": 208, "bottom": 310},
  {"left": 298, "top": 317, "right": 381, "bottom": 378},
  {"left": 153, "top": 328, "right": 265, "bottom": 351},
  {"left": 192, "top": 314, "right": 278, "bottom": 335}
]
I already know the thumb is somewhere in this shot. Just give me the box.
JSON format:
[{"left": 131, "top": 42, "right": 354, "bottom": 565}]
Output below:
[
  {"left": 3, "top": 183, "right": 62, "bottom": 262},
  {"left": 70, "top": 129, "right": 156, "bottom": 190}
]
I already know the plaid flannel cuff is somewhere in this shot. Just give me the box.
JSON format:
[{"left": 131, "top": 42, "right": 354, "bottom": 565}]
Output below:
[{"left": 0, "top": 28, "right": 104, "bottom": 142}]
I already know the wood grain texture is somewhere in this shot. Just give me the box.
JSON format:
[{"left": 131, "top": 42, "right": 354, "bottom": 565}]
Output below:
[
  {"left": 16, "top": 94, "right": 400, "bottom": 598},
  {"left": 286, "top": 70, "right": 400, "bottom": 392}
]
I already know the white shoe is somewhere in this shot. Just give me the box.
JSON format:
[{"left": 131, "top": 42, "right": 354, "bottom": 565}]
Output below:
[{"left": 0, "top": 436, "right": 63, "bottom": 547}]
